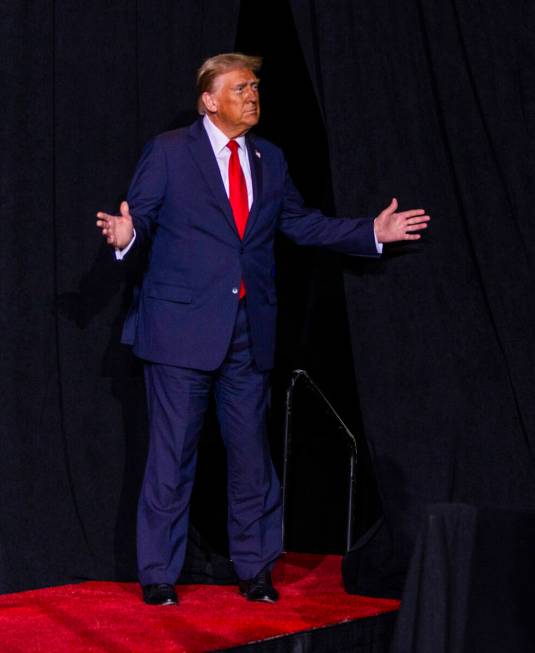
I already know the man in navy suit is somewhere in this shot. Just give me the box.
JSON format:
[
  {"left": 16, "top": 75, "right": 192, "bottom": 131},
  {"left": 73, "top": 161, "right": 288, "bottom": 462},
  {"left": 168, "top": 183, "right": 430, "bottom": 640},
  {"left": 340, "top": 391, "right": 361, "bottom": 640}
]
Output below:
[{"left": 97, "top": 53, "right": 429, "bottom": 606}]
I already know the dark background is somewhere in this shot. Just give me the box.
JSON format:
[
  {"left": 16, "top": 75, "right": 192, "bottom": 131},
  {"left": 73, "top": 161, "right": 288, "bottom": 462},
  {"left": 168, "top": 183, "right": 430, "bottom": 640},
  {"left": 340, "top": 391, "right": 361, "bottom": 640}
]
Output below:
[{"left": 2, "top": 0, "right": 535, "bottom": 596}]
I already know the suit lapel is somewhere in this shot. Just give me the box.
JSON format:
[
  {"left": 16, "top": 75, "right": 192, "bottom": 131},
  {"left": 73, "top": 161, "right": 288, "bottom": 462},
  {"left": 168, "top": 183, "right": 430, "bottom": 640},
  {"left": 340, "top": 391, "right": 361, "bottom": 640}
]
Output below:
[
  {"left": 187, "top": 119, "right": 239, "bottom": 237},
  {"left": 243, "top": 134, "right": 263, "bottom": 242}
]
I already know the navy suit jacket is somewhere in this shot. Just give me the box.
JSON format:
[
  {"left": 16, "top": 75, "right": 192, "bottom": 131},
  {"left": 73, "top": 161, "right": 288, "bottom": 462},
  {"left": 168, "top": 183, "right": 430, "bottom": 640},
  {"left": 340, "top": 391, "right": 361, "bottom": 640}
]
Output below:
[{"left": 121, "top": 118, "right": 378, "bottom": 371}]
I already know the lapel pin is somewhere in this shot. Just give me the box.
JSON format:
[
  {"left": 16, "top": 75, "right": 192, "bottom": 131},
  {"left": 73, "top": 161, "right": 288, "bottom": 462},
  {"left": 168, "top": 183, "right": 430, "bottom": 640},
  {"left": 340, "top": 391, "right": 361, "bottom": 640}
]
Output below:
[{"left": 255, "top": 149, "right": 261, "bottom": 159}]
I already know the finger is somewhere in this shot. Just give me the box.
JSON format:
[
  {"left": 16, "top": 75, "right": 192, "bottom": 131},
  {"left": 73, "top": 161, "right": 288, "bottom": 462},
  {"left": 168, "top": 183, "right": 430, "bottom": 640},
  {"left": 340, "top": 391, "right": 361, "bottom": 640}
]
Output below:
[
  {"left": 96, "top": 212, "right": 114, "bottom": 221},
  {"left": 383, "top": 197, "right": 398, "bottom": 216},
  {"left": 96, "top": 214, "right": 116, "bottom": 225},
  {"left": 97, "top": 222, "right": 114, "bottom": 235},
  {"left": 379, "top": 197, "right": 398, "bottom": 219},
  {"left": 404, "top": 233, "right": 421, "bottom": 240},
  {"left": 120, "top": 201, "right": 130, "bottom": 217},
  {"left": 406, "top": 215, "right": 430, "bottom": 226},
  {"left": 397, "top": 209, "right": 426, "bottom": 219},
  {"left": 406, "top": 223, "right": 428, "bottom": 232}
]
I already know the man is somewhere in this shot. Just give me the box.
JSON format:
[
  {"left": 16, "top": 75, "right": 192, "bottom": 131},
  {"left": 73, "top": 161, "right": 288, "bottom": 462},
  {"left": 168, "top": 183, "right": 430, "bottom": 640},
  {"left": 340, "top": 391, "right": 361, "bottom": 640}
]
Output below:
[{"left": 96, "top": 53, "right": 429, "bottom": 606}]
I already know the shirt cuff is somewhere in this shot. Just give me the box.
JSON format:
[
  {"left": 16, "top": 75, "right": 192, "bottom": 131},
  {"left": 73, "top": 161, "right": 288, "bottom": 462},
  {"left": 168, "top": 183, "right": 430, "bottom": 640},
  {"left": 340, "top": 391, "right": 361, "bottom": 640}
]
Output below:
[
  {"left": 114, "top": 229, "right": 136, "bottom": 260},
  {"left": 373, "top": 227, "right": 383, "bottom": 254}
]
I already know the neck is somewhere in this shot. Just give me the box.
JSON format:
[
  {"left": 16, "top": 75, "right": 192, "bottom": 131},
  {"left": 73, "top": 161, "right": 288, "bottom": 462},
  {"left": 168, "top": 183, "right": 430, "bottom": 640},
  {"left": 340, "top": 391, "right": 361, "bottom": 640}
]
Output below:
[{"left": 205, "top": 114, "right": 249, "bottom": 140}]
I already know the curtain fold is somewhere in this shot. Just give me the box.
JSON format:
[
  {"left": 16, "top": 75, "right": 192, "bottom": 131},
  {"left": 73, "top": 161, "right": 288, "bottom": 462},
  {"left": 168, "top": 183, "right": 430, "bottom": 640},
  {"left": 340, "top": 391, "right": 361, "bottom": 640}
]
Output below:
[
  {"left": 291, "top": 0, "right": 535, "bottom": 596},
  {"left": 1, "top": 0, "right": 240, "bottom": 593}
]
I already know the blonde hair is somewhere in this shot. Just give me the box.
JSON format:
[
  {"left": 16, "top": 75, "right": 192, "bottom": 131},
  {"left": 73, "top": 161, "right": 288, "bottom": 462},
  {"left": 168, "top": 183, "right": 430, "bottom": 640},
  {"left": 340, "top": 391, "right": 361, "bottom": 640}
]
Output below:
[{"left": 196, "top": 53, "right": 262, "bottom": 114}]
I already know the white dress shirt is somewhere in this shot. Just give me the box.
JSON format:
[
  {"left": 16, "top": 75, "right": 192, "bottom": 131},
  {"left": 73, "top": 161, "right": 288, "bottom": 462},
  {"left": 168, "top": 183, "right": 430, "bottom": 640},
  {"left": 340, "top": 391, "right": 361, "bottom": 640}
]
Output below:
[{"left": 202, "top": 115, "right": 254, "bottom": 210}]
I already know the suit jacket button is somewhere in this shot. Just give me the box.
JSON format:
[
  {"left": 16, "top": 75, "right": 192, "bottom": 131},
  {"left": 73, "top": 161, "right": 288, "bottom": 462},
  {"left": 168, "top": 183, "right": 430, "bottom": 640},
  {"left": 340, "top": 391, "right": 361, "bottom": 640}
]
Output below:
[{"left": 232, "top": 287, "right": 239, "bottom": 294}]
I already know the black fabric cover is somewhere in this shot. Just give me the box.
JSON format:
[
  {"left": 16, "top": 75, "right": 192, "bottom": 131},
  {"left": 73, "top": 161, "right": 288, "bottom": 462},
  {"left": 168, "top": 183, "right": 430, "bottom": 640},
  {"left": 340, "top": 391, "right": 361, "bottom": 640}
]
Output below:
[
  {"left": 390, "top": 503, "right": 535, "bottom": 653},
  {"left": 221, "top": 612, "right": 398, "bottom": 653},
  {"left": 291, "top": 0, "right": 535, "bottom": 596},
  {"left": 1, "top": 0, "right": 239, "bottom": 593}
]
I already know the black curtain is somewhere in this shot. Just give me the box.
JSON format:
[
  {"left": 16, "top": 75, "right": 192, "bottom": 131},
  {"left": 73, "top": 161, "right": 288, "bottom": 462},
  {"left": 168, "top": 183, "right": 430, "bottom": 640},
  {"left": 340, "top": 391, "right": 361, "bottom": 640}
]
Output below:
[
  {"left": 291, "top": 0, "right": 535, "bottom": 596},
  {"left": 1, "top": 0, "right": 239, "bottom": 593},
  {"left": 5, "top": 0, "right": 535, "bottom": 599}
]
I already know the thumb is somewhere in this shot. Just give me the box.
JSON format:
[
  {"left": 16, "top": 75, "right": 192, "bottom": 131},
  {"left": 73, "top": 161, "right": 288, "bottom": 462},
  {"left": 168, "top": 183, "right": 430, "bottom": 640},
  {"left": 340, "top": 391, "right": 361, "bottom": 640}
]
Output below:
[
  {"left": 388, "top": 197, "right": 398, "bottom": 213},
  {"left": 120, "top": 200, "right": 130, "bottom": 218}
]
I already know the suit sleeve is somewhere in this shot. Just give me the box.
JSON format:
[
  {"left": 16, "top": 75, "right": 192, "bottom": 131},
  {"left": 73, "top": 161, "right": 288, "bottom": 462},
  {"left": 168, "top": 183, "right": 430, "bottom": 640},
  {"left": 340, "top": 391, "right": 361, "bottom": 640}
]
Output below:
[
  {"left": 276, "top": 157, "right": 380, "bottom": 257},
  {"left": 125, "top": 137, "right": 167, "bottom": 252}
]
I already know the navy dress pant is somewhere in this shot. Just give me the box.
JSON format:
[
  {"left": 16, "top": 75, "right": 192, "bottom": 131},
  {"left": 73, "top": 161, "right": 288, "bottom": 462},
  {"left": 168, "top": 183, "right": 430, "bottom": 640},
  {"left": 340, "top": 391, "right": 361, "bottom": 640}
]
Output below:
[{"left": 137, "top": 301, "right": 283, "bottom": 584}]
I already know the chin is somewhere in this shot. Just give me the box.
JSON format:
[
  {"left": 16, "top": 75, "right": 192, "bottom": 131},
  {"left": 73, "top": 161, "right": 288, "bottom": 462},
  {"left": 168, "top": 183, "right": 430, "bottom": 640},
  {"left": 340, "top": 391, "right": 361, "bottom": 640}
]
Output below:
[{"left": 245, "top": 114, "right": 259, "bottom": 126}]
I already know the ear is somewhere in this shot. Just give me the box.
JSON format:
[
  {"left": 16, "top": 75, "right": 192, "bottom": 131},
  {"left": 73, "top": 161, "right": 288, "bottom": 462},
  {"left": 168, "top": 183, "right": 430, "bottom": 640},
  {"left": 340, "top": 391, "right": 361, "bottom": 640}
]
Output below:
[{"left": 202, "top": 91, "right": 218, "bottom": 113}]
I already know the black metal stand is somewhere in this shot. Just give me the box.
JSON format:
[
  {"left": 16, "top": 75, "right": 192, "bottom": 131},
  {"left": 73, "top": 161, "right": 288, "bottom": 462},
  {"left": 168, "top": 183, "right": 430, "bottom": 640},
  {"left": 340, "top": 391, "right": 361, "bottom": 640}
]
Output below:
[{"left": 281, "top": 369, "right": 358, "bottom": 553}]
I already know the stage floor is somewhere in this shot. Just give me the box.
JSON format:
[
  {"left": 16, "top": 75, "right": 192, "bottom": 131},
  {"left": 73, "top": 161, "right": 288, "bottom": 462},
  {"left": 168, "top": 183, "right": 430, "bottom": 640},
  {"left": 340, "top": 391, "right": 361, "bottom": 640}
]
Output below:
[{"left": 0, "top": 553, "right": 399, "bottom": 652}]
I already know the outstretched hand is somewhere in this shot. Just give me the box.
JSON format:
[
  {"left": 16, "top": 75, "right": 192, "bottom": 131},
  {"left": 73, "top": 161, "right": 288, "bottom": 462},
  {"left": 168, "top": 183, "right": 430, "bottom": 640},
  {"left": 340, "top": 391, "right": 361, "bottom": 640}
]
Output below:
[
  {"left": 374, "top": 198, "right": 430, "bottom": 244},
  {"left": 96, "top": 201, "right": 134, "bottom": 249}
]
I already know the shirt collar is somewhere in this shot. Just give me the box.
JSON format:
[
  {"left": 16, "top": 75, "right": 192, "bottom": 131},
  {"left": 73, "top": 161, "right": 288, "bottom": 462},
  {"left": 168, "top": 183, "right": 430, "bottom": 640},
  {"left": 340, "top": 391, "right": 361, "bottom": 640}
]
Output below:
[{"left": 203, "top": 115, "right": 247, "bottom": 156}]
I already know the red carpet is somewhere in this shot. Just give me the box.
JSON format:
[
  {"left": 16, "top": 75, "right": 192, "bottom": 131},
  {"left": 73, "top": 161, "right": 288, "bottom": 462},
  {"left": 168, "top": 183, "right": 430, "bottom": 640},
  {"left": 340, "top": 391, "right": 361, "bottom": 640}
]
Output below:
[{"left": 0, "top": 553, "right": 399, "bottom": 652}]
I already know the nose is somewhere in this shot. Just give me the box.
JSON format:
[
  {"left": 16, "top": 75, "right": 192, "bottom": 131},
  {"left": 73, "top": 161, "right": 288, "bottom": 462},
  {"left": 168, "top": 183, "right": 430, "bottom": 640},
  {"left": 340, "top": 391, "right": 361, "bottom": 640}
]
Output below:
[{"left": 245, "top": 85, "right": 258, "bottom": 101}]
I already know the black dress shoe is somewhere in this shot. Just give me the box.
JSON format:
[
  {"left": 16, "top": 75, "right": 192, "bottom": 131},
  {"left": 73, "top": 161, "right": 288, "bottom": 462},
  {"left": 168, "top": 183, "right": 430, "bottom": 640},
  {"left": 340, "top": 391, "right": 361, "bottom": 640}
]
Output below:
[
  {"left": 142, "top": 583, "right": 178, "bottom": 606},
  {"left": 239, "top": 568, "right": 279, "bottom": 603}
]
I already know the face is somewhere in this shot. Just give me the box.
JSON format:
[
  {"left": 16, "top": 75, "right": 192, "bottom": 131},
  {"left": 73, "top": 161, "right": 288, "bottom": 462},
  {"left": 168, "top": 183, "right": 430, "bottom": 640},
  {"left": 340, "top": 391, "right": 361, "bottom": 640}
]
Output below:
[{"left": 202, "top": 68, "right": 260, "bottom": 138}]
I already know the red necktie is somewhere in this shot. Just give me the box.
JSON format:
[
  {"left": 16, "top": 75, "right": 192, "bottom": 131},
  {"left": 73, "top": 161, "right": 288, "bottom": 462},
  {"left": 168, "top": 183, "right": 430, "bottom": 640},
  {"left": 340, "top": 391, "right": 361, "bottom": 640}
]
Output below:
[{"left": 227, "top": 140, "right": 249, "bottom": 297}]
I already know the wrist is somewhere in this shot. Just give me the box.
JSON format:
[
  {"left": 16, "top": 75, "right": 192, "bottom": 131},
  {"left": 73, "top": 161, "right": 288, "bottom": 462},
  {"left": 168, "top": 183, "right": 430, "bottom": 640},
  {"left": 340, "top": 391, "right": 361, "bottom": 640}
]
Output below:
[
  {"left": 124, "top": 229, "right": 135, "bottom": 246},
  {"left": 117, "top": 231, "right": 134, "bottom": 250},
  {"left": 373, "top": 217, "right": 383, "bottom": 244}
]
